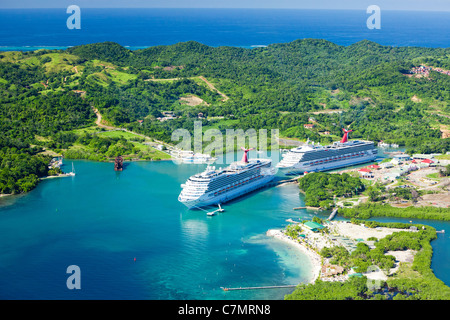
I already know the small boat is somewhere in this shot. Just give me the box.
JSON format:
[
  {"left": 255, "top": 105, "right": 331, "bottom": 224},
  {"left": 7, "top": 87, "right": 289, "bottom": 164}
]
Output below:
[
  {"left": 207, "top": 204, "right": 224, "bottom": 216},
  {"left": 67, "top": 163, "right": 76, "bottom": 176}
]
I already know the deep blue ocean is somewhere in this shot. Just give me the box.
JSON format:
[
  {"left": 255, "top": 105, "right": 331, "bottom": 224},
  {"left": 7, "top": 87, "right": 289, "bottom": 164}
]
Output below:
[{"left": 0, "top": 8, "right": 450, "bottom": 50}]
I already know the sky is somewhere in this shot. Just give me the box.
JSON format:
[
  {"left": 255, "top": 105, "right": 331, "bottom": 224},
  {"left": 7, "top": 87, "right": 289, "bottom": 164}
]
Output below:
[{"left": 0, "top": 0, "right": 449, "bottom": 11}]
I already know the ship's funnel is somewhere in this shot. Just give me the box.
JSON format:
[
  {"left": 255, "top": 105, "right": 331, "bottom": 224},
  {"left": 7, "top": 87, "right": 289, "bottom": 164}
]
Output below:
[
  {"left": 340, "top": 128, "right": 353, "bottom": 143},
  {"left": 240, "top": 147, "right": 254, "bottom": 163}
]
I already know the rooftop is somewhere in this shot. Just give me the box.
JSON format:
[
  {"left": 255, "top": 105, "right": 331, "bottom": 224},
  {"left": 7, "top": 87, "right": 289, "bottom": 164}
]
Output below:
[{"left": 303, "top": 221, "right": 326, "bottom": 231}]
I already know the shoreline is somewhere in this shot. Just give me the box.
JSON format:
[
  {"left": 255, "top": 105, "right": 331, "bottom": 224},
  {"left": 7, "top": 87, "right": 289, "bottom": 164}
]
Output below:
[{"left": 266, "top": 229, "right": 322, "bottom": 284}]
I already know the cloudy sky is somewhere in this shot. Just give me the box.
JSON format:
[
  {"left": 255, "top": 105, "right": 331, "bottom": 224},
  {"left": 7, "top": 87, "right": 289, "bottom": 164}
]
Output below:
[{"left": 1, "top": 0, "right": 449, "bottom": 11}]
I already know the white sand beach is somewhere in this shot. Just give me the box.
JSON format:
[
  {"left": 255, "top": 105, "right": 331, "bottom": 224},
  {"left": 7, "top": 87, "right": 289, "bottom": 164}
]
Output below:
[
  {"left": 267, "top": 229, "right": 322, "bottom": 284},
  {"left": 267, "top": 221, "right": 418, "bottom": 285}
]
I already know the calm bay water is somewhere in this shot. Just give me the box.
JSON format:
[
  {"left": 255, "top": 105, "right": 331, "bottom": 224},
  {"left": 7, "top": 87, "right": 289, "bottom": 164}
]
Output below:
[
  {"left": 0, "top": 150, "right": 449, "bottom": 300},
  {"left": 0, "top": 156, "right": 318, "bottom": 300}
]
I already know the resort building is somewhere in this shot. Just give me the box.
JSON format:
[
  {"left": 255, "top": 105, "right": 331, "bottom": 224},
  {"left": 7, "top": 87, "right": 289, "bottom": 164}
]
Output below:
[
  {"left": 391, "top": 158, "right": 403, "bottom": 165},
  {"left": 384, "top": 169, "right": 403, "bottom": 181},
  {"left": 393, "top": 154, "right": 411, "bottom": 162},
  {"left": 303, "top": 221, "right": 326, "bottom": 232},
  {"left": 412, "top": 154, "right": 435, "bottom": 160},
  {"left": 360, "top": 171, "right": 374, "bottom": 179},
  {"left": 380, "top": 162, "right": 394, "bottom": 169},
  {"left": 420, "top": 158, "right": 435, "bottom": 167},
  {"left": 358, "top": 168, "right": 374, "bottom": 178}
]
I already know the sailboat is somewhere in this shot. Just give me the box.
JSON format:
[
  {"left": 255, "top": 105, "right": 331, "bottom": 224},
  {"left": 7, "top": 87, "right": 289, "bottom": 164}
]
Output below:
[{"left": 67, "top": 163, "right": 76, "bottom": 176}]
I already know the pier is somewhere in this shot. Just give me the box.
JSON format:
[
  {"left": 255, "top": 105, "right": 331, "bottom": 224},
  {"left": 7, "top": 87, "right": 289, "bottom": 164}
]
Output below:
[
  {"left": 221, "top": 285, "right": 297, "bottom": 291},
  {"left": 328, "top": 208, "right": 338, "bottom": 221},
  {"left": 267, "top": 176, "right": 300, "bottom": 188},
  {"left": 436, "top": 230, "right": 445, "bottom": 234}
]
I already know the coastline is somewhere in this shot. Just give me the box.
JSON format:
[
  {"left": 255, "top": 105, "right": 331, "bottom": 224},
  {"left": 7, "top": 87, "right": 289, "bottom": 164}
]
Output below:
[{"left": 266, "top": 229, "right": 322, "bottom": 284}]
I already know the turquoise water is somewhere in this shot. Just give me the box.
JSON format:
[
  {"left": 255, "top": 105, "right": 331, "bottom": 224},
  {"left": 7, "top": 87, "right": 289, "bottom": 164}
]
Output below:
[
  {"left": 0, "top": 152, "right": 449, "bottom": 299},
  {"left": 0, "top": 157, "right": 317, "bottom": 300}
]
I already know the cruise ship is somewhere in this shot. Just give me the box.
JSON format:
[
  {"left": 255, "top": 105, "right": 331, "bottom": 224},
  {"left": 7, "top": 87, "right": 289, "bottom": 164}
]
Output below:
[
  {"left": 178, "top": 148, "right": 276, "bottom": 209},
  {"left": 276, "top": 129, "right": 378, "bottom": 175}
]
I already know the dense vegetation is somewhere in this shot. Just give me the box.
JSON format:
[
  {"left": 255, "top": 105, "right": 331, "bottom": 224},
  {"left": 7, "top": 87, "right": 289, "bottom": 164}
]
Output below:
[
  {"left": 298, "top": 172, "right": 365, "bottom": 208},
  {"left": 286, "top": 221, "right": 450, "bottom": 300},
  {"left": 340, "top": 202, "right": 450, "bottom": 221},
  {"left": 0, "top": 60, "right": 95, "bottom": 194},
  {"left": 0, "top": 143, "right": 51, "bottom": 194},
  {"left": 44, "top": 40, "right": 450, "bottom": 152},
  {"left": 2, "top": 39, "right": 450, "bottom": 194}
]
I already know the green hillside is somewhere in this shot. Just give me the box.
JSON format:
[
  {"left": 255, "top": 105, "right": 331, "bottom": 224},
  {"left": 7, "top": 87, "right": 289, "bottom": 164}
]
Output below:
[{"left": 1, "top": 39, "right": 450, "bottom": 193}]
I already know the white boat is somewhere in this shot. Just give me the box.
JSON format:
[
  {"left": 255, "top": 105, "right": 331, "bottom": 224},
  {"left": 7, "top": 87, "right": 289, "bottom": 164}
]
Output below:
[
  {"left": 179, "top": 148, "right": 275, "bottom": 209},
  {"left": 276, "top": 129, "right": 378, "bottom": 175},
  {"left": 67, "top": 163, "right": 76, "bottom": 176},
  {"left": 171, "top": 149, "right": 217, "bottom": 164},
  {"left": 377, "top": 141, "right": 390, "bottom": 148}
]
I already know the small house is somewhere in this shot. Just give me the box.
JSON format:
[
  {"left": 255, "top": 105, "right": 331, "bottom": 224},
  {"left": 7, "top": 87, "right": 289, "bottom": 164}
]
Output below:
[
  {"left": 380, "top": 161, "right": 393, "bottom": 169},
  {"left": 303, "top": 221, "right": 325, "bottom": 232}
]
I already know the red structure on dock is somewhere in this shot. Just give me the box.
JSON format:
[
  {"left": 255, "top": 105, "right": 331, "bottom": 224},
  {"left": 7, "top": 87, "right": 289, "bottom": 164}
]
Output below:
[{"left": 114, "top": 156, "right": 123, "bottom": 171}]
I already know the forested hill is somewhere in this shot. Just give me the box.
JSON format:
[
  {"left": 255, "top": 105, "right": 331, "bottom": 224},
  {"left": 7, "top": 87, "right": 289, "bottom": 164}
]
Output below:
[
  {"left": 1, "top": 39, "right": 450, "bottom": 193},
  {"left": 66, "top": 39, "right": 450, "bottom": 151}
]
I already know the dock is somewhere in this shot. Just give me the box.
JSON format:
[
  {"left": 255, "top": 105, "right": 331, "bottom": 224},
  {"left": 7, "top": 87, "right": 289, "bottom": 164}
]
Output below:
[
  {"left": 221, "top": 285, "right": 297, "bottom": 291},
  {"left": 267, "top": 176, "right": 301, "bottom": 188},
  {"left": 436, "top": 230, "right": 445, "bottom": 234},
  {"left": 207, "top": 204, "right": 225, "bottom": 216},
  {"left": 328, "top": 208, "right": 338, "bottom": 221}
]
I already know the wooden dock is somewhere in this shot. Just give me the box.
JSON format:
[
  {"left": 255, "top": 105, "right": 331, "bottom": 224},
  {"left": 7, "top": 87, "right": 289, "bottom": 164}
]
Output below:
[
  {"left": 328, "top": 208, "right": 338, "bottom": 221},
  {"left": 267, "top": 176, "right": 301, "bottom": 188},
  {"left": 221, "top": 285, "right": 297, "bottom": 291}
]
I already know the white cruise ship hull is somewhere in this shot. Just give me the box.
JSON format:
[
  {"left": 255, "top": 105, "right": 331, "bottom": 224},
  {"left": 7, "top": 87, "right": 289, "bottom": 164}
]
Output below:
[
  {"left": 180, "top": 173, "right": 275, "bottom": 209},
  {"left": 278, "top": 152, "right": 377, "bottom": 175}
]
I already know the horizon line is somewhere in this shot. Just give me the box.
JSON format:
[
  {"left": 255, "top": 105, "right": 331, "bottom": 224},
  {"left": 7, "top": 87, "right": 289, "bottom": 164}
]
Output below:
[{"left": 0, "top": 7, "right": 449, "bottom": 12}]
